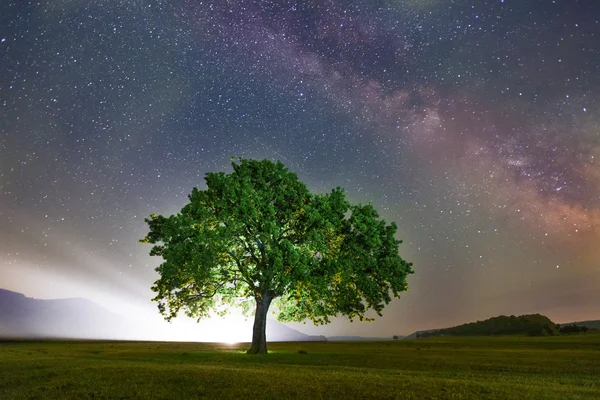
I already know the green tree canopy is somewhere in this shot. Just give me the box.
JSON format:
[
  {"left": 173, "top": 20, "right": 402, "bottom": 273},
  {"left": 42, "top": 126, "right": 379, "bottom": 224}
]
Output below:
[{"left": 141, "top": 159, "right": 413, "bottom": 354}]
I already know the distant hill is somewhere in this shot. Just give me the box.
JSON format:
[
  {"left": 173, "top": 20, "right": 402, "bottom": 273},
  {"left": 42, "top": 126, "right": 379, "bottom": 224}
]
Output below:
[
  {"left": 327, "top": 336, "right": 397, "bottom": 341},
  {"left": 407, "top": 314, "right": 559, "bottom": 338},
  {"left": 268, "top": 322, "right": 327, "bottom": 342},
  {"left": 0, "top": 288, "right": 131, "bottom": 339},
  {"left": 562, "top": 320, "right": 600, "bottom": 330},
  {"left": 404, "top": 329, "right": 437, "bottom": 340},
  {"left": 0, "top": 289, "right": 325, "bottom": 342}
]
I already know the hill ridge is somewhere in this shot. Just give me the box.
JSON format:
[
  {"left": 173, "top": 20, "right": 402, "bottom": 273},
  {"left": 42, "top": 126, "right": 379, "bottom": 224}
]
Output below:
[{"left": 406, "top": 313, "right": 560, "bottom": 338}]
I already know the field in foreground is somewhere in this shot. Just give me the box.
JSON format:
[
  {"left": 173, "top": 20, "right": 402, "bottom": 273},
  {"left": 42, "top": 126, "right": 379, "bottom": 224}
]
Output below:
[{"left": 1, "top": 335, "right": 599, "bottom": 399}]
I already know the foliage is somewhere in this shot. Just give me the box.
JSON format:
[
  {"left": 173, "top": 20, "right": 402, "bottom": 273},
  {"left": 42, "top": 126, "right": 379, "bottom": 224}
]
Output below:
[{"left": 141, "top": 158, "right": 412, "bottom": 352}]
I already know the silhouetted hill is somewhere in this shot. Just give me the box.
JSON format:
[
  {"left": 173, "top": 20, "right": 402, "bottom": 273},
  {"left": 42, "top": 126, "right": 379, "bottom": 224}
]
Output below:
[
  {"left": 408, "top": 314, "right": 559, "bottom": 338},
  {"left": 0, "top": 288, "right": 131, "bottom": 339},
  {"left": 563, "top": 320, "right": 600, "bottom": 330},
  {"left": 404, "top": 329, "right": 437, "bottom": 340},
  {"left": 327, "top": 336, "right": 397, "bottom": 341},
  {"left": 267, "top": 321, "right": 327, "bottom": 342},
  {"left": 0, "top": 289, "right": 326, "bottom": 342}
]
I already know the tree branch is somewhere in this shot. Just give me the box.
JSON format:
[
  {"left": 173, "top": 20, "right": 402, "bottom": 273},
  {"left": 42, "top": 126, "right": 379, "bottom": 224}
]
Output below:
[
  {"left": 186, "top": 280, "right": 228, "bottom": 300},
  {"left": 226, "top": 251, "right": 257, "bottom": 290}
]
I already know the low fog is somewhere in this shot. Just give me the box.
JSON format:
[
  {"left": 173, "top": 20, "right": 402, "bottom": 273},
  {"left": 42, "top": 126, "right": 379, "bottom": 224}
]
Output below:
[{"left": 0, "top": 264, "right": 328, "bottom": 343}]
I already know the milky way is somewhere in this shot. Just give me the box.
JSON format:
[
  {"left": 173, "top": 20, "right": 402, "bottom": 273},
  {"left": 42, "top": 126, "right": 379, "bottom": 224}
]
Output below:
[{"left": 1, "top": 0, "right": 599, "bottom": 336}]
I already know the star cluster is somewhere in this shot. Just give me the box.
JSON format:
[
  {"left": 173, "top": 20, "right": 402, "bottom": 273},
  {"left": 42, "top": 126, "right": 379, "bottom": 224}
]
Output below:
[{"left": 1, "top": 0, "right": 599, "bottom": 336}]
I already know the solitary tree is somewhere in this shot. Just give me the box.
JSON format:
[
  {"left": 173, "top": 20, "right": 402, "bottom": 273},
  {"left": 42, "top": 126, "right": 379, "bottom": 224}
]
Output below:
[{"left": 141, "top": 159, "right": 413, "bottom": 354}]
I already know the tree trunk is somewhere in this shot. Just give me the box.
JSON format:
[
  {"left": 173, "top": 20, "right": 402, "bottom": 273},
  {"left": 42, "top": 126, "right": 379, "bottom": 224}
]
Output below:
[{"left": 246, "top": 293, "right": 272, "bottom": 354}]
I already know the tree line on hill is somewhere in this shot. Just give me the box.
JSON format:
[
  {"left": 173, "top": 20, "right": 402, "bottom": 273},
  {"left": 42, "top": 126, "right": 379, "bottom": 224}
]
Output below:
[
  {"left": 556, "top": 324, "right": 591, "bottom": 335},
  {"left": 414, "top": 314, "right": 597, "bottom": 338}
]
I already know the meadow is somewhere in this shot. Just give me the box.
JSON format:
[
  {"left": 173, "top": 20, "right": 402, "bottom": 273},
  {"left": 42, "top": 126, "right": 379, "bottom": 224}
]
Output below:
[{"left": 0, "top": 334, "right": 598, "bottom": 399}]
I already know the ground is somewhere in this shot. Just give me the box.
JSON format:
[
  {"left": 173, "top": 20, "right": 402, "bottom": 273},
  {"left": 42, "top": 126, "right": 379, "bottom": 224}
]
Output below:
[{"left": 0, "top": 335, "right": 598, "bottom": 399}]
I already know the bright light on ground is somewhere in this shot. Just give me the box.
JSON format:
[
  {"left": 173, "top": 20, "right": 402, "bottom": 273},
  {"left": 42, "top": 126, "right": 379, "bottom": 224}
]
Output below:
[{"left": 2, "top": 264, "right": 256, "bottom": 343}]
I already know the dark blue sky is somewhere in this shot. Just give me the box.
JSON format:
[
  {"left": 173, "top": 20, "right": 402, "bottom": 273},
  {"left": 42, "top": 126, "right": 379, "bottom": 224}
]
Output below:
[{"left": 1, "top": 0, "right": 599, "bottom": 336}]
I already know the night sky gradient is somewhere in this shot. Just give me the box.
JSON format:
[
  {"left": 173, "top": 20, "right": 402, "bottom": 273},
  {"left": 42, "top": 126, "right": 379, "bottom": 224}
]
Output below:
[{"left": 1, "top": 0, "right": 599, "bottom": 337}]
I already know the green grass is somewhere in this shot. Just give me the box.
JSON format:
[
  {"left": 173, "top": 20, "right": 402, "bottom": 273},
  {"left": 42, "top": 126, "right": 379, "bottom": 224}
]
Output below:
[{"left": 1, "top": 334, "right": 599, "bottom": 399}]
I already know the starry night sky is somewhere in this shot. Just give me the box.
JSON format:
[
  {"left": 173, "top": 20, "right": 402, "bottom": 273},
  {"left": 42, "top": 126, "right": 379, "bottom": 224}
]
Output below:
[{"left": 1, "top": 0, "right": 599, "bottom": 337}]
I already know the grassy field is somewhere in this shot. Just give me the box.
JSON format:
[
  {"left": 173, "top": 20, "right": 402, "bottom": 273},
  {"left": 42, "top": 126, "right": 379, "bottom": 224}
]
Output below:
[{"left": 1, "top": 335, "right": 598, "bottom": 399}]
